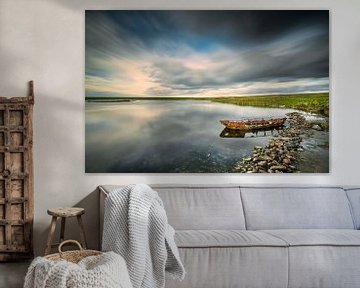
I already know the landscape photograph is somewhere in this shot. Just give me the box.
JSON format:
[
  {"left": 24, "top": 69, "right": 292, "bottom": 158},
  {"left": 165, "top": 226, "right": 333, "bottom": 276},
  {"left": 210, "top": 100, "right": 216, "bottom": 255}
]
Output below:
[{"left": 85, "top": 10, "right": 329, "bottom": 173}]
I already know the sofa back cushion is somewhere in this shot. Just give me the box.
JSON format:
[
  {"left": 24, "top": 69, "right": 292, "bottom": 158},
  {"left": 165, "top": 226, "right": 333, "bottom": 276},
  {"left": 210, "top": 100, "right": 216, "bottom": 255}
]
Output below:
[
  {"left": 345, "top": 188, "right": 360, "bottom": 229},
  {"left": 240, "top": 187, "right": 355, "bottom": 230},
  {"left": 153, "top": 185, "right": 246, "bottom": 230}
]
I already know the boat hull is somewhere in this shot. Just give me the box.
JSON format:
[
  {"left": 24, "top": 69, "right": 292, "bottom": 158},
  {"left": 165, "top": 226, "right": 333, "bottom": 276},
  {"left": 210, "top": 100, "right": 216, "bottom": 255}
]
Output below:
[{"left": 220, "top": 117, "right": 286, "bottom": 131}]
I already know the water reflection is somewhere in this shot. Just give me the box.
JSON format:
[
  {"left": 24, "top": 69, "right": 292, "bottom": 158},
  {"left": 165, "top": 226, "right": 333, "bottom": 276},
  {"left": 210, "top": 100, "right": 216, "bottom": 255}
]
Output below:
[
  {"left": 85, "top": 100, "right": 297, "bottom": 173},
  {"left": 219, "top": 127, "right": 284, "bottom": 138}
]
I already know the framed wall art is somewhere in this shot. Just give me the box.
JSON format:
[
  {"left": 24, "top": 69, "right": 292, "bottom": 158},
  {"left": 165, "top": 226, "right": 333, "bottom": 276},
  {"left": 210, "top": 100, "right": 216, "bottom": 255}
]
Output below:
[{"left": 85, "top": 10, "right": 329, "bottom": 173}]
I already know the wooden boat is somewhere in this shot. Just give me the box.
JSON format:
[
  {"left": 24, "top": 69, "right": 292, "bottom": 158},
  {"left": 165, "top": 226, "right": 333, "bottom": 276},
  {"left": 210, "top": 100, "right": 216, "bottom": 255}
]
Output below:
[{"left": 220, "top": 117, "right": 286, "bottom": 131}]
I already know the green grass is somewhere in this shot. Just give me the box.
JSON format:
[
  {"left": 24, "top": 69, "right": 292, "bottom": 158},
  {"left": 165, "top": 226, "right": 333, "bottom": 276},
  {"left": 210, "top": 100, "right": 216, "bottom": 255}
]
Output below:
[{"left": 211, "top": 93, "right": 329, "bottom": 116}]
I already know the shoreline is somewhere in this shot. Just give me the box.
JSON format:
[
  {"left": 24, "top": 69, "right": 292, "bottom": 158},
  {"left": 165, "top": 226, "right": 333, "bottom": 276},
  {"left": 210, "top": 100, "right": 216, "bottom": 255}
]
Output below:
[
  {"left": 85, "top": 92, "right": 329, "bottom": 116},
  {"left": 233, "top": 112, "right": 329, "bottom": 173}
]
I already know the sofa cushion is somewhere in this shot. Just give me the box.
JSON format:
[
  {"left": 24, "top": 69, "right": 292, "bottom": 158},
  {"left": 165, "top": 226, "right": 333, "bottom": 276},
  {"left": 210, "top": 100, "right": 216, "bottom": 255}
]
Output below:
[
  {"left": 287, "top": 246, "right": 360, "bottom": 288},
  {"left": 100, "top": 185, "right": 246, "bottom": 230},
  {"left": 262, "top": 229, "right": 360, "bottom": 246},
  {"left": 175, "top": 230, "right": 287, "bottom": 248},
  {"left": 345, "top": 188, "right": 360, "bottom": 229},
  {"left": 154, "top": 186, "right": 246, "bottom": 230},
  {"left": 261, "top": 230, "right": 360, "bottom": 288},
  {"left": 241, "top": 187, "right": 355, "bottom": 230},
  {"left": 165, "top": 247, "right": 289, "bottom": 288}
]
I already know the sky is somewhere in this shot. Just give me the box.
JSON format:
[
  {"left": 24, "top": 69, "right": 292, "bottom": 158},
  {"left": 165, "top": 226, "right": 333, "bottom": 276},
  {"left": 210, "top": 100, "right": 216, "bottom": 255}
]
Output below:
[{"left": 85, "top": 10, "right": 329, "bottom": 98}]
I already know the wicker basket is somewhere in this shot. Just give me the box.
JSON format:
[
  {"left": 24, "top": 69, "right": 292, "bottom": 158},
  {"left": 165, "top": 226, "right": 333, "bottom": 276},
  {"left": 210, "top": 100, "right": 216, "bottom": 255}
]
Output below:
[{"left": 45, "top": 240, "right": 102, "bottom": 263}]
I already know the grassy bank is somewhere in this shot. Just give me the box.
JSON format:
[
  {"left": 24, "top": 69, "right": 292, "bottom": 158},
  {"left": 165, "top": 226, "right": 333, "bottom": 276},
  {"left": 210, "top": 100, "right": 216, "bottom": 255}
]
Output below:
[{"left": 211, "top": 93, "right": 329, "bottom": 116}]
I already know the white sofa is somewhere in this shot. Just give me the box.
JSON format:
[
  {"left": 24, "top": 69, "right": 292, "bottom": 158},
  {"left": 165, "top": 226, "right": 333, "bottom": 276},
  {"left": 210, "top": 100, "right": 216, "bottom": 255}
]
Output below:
[{"left": 99, "top": 185, "right": 360, "bottom": 288}]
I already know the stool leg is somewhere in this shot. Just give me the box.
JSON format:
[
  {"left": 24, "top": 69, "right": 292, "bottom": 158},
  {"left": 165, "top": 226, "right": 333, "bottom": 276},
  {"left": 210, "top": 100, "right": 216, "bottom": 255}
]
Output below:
[
  {"left": 45, "top": 216, "right": 57, "bottom": 255},
  {"left": 60, "top": 217, "right": 66, "bottom": 243},
  {"left": 77, "top": 215, "right": 87, "bottom": 249}
]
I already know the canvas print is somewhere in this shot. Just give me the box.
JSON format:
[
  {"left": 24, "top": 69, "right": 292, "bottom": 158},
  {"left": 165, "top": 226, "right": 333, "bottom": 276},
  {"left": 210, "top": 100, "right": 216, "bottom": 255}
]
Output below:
[{"left": 85, "top": 10, "right": 329, "bottom": 173}]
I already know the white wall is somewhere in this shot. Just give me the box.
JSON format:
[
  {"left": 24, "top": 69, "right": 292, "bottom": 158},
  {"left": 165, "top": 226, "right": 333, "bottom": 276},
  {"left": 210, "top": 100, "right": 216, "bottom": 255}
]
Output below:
[{"left": 0, "top": 0, "right": 359, "bottom": 256}]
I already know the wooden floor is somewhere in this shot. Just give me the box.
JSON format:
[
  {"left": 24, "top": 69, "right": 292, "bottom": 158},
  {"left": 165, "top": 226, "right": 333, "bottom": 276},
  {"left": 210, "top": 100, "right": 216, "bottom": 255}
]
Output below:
[{"left": 0, "top": 261, "right": 30, "bottom": 288}]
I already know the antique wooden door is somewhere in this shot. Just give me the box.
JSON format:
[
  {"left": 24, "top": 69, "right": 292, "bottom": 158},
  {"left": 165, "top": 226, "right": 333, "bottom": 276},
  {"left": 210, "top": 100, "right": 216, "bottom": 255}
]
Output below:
[{"left": 0, "top": 81, "right": 34, "bottom": 261}]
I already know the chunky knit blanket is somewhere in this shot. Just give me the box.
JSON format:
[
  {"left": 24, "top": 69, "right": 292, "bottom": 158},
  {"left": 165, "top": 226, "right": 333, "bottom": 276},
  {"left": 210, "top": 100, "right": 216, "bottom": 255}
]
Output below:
[
  {"left": 24, "top": 251, "right": 132, "bottom": 288},
  {"left": 102, "top": 184, "right": 185, "bottom": 288}
]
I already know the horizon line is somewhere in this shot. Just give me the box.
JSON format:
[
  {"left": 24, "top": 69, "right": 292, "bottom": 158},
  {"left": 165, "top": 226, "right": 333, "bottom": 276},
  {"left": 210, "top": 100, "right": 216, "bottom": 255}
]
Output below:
[{"left": 85, "top": 90, "right": 329, "bottom": 99}]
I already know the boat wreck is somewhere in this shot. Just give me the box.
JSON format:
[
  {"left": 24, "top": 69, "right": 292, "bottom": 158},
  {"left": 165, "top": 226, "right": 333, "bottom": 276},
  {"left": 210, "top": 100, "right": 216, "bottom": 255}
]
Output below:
[{"left": 220, "top": 117, "right": 287, "bottom": 131}]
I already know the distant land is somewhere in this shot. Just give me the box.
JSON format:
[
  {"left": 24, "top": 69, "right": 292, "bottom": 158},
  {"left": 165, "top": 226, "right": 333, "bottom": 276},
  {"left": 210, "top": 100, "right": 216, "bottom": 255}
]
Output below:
[{"left": 86, "top": 92, "right": 329, "bottom": 116}]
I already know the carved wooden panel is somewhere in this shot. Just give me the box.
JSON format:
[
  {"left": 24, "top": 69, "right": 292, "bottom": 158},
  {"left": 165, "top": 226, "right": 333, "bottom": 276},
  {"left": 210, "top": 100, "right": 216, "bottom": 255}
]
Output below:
[{"left": 0, "top": 81, "right": 34, "bottom": 261}]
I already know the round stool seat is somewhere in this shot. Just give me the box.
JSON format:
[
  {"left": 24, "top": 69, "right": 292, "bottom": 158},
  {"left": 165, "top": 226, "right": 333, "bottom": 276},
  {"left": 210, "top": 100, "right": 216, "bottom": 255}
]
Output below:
[{"left": 47, "top": 207, "right": 85, "bottom": 218}]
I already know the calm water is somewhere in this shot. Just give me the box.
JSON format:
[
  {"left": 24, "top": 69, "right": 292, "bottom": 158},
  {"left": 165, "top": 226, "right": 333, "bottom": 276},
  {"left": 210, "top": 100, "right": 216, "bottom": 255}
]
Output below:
[{"left": 85, "top": 100, "right": 297, "bottom": 173}]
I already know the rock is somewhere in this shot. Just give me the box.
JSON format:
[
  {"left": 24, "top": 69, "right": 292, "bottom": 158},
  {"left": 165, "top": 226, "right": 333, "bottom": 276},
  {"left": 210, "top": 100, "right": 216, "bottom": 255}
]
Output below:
[
  {"left": 312, "top": 124, "right": 322, "bottom": 131},
  {"left": 259, "top": 155, "right": 272, "bottom": 161},
  {"left": 278, "top": 137, "right": 290, "bottom": 141},
  {"left": 283, "top": 158, "right": 291, "bottom": 165},
  {"left": 258, "top": 161, "right": 267, "bottom": 167},
  {"left": 234, "top": 112, "right": 310, "bottom": 173},
  {"left": 270, "top": 165, "right": 287, "bottom": 171}
]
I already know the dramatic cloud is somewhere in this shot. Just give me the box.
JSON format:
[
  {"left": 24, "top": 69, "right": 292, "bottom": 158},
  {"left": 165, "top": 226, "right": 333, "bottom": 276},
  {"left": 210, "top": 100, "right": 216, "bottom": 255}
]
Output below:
[{"left": 85, "top": 10, "right": 329, "bottom": 97}]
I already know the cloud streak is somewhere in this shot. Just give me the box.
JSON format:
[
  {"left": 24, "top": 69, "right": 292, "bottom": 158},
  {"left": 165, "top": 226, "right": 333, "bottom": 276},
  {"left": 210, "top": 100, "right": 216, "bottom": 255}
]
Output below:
[{"left": 85, "top": 10, "right": 329, "bottom": 97}]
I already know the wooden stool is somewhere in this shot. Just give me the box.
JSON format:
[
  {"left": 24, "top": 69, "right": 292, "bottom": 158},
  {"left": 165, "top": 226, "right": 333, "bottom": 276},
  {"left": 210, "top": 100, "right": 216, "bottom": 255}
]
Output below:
[{"left": 45, "top": 207, "right": 87, "bottom": 255}]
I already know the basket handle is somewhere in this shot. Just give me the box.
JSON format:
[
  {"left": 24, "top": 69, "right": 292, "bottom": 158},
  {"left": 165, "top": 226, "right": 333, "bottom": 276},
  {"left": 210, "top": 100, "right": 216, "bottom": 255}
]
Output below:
[{"left": 58, "top": 240, "right": 83, "bottom": 255}]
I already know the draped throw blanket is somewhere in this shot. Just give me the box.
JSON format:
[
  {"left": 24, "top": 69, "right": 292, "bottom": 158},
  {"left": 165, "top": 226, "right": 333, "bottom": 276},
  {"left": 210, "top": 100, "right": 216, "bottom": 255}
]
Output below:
[
  {"left": 102, "top": 184, "right": 185, "bottom": 288},
  {"left": 24, "top": 252, "right": 132, "bottom": 288}
]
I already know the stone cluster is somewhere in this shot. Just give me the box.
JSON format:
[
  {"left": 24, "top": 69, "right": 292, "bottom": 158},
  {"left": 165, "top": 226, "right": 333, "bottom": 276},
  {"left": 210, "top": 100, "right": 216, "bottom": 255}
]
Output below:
[{"left": 234, "top": 112, "right": 309, "bottom": 173}]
